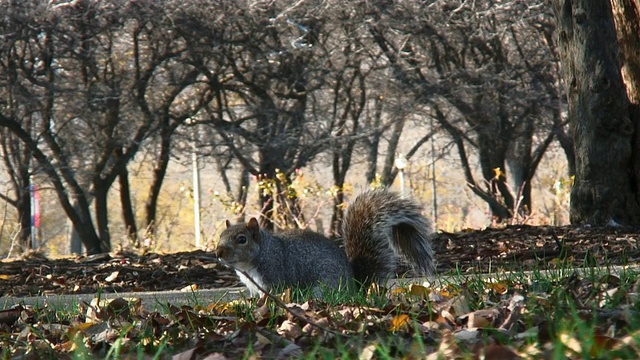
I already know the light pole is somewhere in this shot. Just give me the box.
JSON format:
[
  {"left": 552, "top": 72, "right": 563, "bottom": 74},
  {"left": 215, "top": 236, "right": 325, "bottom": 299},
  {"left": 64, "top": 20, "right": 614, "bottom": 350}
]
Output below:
[
  {"left": 395, "top": 154, "right": 408, "bottom": 198},
  {"left": 188, "top": 119, "right": 202, "bottom": 248}
]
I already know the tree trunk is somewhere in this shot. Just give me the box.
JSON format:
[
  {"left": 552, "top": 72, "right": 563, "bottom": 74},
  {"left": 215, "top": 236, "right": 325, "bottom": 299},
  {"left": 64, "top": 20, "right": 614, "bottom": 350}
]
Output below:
[
  {"left": 235, "top": 169, "right": 250, "bottom": 223},
  {"left": 477, "top": 127, "right": 513, "bottom": 221},
  {"left": 144, "top": 132, "right": 171, "bottom": 238},
  {"left": 554, "top": 0, "right": 640, "bottom": 224},
  {"left": 365, "top": 95, "right": 384, "bottom": 184},
  {"left": 379, "top": 116, "right": 405, "bottom": 186},
  {"left": 68, "top": 201, "right": 83, "bottom": 255},
  {"left": 94, "top": 184, "right": 112, "bottom": 252},
  {"left": 610, "top": 0, "right": 640, "bottom": 199},
  {"left": 119, "top": 170, "right": 138, "bottom": 246},
  {"left": 17, "top": 180, "right": 31, "bottom": 251},
  {"left": 507, "top": 113, "right": 535, "bottom": 216}
]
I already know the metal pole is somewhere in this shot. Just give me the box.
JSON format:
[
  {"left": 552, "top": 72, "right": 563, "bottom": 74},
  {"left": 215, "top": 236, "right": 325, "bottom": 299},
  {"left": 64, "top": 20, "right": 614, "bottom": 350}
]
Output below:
[
  {"left": 29, "top": 177, "right": 37, "bottom": 249},
  {"left": 395, "top": 154, "right": 408, "bottom": 198},
  {"left": 399, "top": 169, "right": 405, "bottom": 198},
  {"left": 192, "top": 131, "right": 202, "bottom": 248},
  {"left": 431, "top": 118, "right": 438, "bottom": 226}
]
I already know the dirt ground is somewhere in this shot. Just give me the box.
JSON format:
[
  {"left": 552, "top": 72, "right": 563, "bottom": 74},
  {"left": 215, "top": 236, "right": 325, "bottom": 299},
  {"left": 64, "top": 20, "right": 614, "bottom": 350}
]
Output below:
[{"left": 1, "top": 225, "right": 638, "bottom": 297}]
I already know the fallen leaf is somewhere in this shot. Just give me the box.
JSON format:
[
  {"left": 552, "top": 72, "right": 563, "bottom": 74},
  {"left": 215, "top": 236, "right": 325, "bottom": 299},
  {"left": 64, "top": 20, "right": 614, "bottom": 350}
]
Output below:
[
  {"left": 560, "top": 332, "right": 581, "bottom": 353},
  {"left": 278, "top": 319, "right": 302, "bottom": 340},
  {"left": 486, "top": 281, "right": 508, "bottom": 294},
  {"left": 389, "top": 313, "right": 410, "bottom": 332},
  {"left": 277, "top": 343, "right": 302, "bottom": 358},
  {"left": 0, "top": 306, "right": 22, "bottom": 326},
  {"left": 360, "top": 343, "right": 378, "bottom": 360},
  {"left": 409, "top": 284, "right": 430, "bottom": 297},
  {"left": 180, "top": 284, "right": 198, "bottom": 292},
  {"left": 105, "top": 271, "right": 119, "bottom": 283},
  {"left": 590, "top": 335, "right": 619, "bottom": 357},
  {"left": 463, "top": 308, "right": 501, "bottom": 328}
]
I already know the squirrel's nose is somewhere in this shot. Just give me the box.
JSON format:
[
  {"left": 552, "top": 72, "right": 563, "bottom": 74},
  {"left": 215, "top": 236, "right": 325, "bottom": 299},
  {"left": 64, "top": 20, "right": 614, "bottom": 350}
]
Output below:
[{"left": 214, "top": 247, "right": 225, "bottom": 259}]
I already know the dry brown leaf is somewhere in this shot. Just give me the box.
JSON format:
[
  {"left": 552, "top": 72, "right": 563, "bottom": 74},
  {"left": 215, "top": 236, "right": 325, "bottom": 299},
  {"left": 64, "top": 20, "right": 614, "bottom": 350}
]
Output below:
[
  {"left": 68, "top": 321, "right": 98, "bottom": 339},
  {"left": 388, "top": 313, "right": 410, "bottom": 332},
  {"left": 302, "top": 317, "right": 329, "bottom": 336},
  {"left": 280, "top": 288, "right": 292, "bottom": 303},
  {"left": 277, "top": 319, "right": 302, "bottom": 340},
  {"left": 438, "top": 310, "right": 456, "bottom": 328},
  {"left": 408, "top": 284, "right": 430, "bottom": 297},
  {"left": 277, "top": 343, "right": 302, "bottom": 358},
  {"left": 180, "top": 284, "right": 198, "bottom": 292},
  {"left": 614, "top": 328, "right": 640, "bottom": 352},
  {"left": 590, "top": 335, "right": 619, "bottom": 357},
  {"left": 105, "top": 297, "right": 135, "bottom": 321},
  {"left": 453, "top": 328, "right": 481, "bottom": 344},
  {"left": 559, "top": 332, "right": 581, "bottom": 353},
  {"left": 253, "top": 301, "right": 270, "bottom": 321},
  {"left": 0, "top": 306, "right": 22, "bottom": 326},
  {"left": 427, "top": 328, "right": 460, "bottom": 360},
  {"left": 359, "top": 343, "right": 378, "bottom": 360},
  {"left": 391, "top": 287, "right": 406, "bottom": 296},
  {"left": 105, "top": 271, "right": 119, "bottom": 283},
  {"left": 451, "top": 294, "right": 471, "bottom": 316},
  {"left": 598, "top": 287, "right": 619, "bottom": 308},
  {"left": 485, "top": 281, "right": 509, "bottom": 295},
  {"left": 463, "top": 308, "right": 501, "bottom": 328}
]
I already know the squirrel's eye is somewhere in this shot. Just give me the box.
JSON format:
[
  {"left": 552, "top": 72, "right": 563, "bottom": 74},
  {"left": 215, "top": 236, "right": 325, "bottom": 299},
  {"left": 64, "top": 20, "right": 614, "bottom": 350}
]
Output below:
[{"left": 237, "top": 235, "right": 247, "bottom": 244}]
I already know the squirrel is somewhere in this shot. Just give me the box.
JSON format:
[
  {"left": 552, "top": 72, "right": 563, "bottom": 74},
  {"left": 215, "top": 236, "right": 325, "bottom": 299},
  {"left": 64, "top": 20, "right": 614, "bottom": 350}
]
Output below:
[{"left": 214, "top": 189, "right": 435, "bottom": 296}]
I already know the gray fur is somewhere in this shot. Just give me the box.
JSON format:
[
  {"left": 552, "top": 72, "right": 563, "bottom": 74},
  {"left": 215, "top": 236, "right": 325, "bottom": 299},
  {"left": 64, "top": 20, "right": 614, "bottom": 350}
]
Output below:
[
  {"left": 216, "top": 225, "right": 353, "bottom": 295},
  {"left": 343, "top": 189, "right": 435, "bottom": 284},
  {"left": 215, "top": 189, "right": 435, "bottom": 295}
]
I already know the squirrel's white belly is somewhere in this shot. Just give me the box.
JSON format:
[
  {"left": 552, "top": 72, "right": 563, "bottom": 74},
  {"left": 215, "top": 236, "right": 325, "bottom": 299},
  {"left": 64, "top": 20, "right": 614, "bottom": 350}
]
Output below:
[{"left": 235, "top": 268, "right": 265, "bottom": 296}]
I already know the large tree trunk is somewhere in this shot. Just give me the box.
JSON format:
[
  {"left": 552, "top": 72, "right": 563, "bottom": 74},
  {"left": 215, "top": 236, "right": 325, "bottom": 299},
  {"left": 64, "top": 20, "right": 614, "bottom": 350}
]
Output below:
[
  {"left": 119, "top": 170, "right": 138, "bottom": 246},
  {"left": 94, "top": 184, "right": 112, "bottom": 253},
  {"left": 554, "top": 0, "right": 640, "bottom": 225},
  {"left": 610, "top": 0, "right": 640, "bottom": 199},
  {"left": 17, "top": 166, "right": 32, "bottom": 250},
  {"left": 144, "top": 132, "right": 172, "bottom": 239}
]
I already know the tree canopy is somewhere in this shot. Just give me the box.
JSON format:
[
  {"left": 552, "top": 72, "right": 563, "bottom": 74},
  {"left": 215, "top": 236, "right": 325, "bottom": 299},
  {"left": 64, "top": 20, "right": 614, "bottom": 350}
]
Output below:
[{"left": 4, "top": 0, "right": 636, "bottom": 254}]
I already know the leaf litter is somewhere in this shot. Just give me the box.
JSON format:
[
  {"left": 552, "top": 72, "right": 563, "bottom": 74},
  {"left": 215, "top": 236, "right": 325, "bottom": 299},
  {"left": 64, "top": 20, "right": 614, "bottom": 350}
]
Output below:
[
  {"left": 0, "top": 225, "right": 639, "bottom": 358},
  {"left": 0, "top": 271, "right": 638, "bottom": 358}
]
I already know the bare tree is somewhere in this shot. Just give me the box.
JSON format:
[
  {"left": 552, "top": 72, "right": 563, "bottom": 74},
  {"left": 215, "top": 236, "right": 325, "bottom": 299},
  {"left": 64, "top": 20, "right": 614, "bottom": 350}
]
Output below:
[
  {"left": 0, "top": 1, "right": 200, "bottom": 253},
  {"left": 0, "top": 129, "right": 33, "bottom": 250},
  {"left": 365, "top": 0, "right": 563, "bottom": 221},
  {"left": 554, "top": 0, "right": 640, "bottom": 224},
  {"left": 176, "top": 2, "right": 341, "bottom": 229}
]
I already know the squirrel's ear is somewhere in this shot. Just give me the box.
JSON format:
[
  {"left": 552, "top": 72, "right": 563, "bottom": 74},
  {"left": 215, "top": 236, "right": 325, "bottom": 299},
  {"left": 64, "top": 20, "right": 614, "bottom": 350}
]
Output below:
[
  {"left": 247, "top": 217, "right": 261, "bottom": 242},
  {"left": 224, "top": 220, "right": 231, "bottom": 229}
]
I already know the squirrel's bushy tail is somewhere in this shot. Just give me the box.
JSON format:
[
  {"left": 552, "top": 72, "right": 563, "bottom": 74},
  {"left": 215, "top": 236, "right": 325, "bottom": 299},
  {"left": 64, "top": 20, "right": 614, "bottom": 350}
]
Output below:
[{"left": 343, "top": 189, "right": 435, "bottom": 285}]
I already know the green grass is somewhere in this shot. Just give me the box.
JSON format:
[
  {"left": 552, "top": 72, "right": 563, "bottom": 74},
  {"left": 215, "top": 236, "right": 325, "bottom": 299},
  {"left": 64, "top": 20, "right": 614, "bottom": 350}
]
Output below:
[{"left": 2, "top": 263, "right": 640, "bottom": 359}]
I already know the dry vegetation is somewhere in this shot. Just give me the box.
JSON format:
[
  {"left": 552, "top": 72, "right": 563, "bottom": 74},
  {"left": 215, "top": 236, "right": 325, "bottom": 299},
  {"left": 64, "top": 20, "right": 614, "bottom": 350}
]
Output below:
[{"left": 1, "top": 227, "right": 640, "bottom": 358}]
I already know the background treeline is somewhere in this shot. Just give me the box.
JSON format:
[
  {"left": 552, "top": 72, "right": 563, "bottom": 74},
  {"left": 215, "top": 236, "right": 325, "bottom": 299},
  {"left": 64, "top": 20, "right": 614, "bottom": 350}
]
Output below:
[{"left": 0, "top": 0, "right": 571, "bottom": 255}]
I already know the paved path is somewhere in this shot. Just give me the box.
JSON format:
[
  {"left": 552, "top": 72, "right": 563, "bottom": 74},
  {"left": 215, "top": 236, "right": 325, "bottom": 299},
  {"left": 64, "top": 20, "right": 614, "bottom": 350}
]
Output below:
[
  {"left": 1, "top": 287, "right": 248, "bottom": 310},
  {"left": 2, "top": 265, "right": 637, "bottom": 310}
]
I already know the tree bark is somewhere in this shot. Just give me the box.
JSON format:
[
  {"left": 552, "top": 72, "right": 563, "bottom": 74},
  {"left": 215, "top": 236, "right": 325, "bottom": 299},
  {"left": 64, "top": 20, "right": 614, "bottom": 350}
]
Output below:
[
  {"left": 554, "top": 0, "right": 640, "bottom": 224},
  {"left": 94, "top": 184, "right": 111, "bottom": 253},
  {"left": 119, "top": 169, "right": 138, "bottom": 246},
  {"left": 144, "top": 131, "right": 171, "bottom": 238},
  {"left": 610, "top": 0, "right": 640, "bottom": 200}
]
